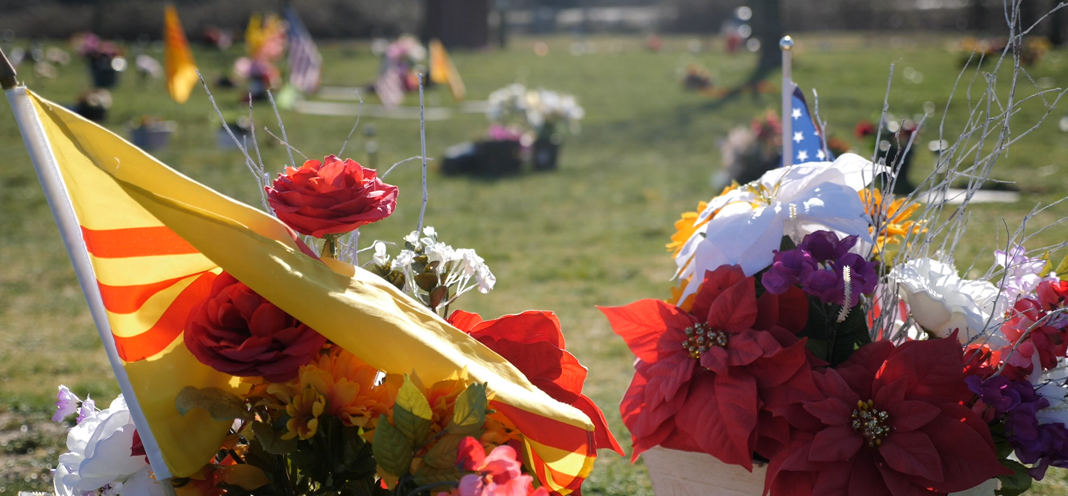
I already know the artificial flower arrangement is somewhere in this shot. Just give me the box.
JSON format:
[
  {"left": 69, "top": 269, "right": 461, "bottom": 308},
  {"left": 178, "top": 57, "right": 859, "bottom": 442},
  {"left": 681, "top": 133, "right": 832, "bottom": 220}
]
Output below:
[
  {"left": 603, "top": 148, "right": 1068, "bottom": 495},
  {"left": 681, "top": 64, "right": 713, "bottom": 92},
  {"left": 48, "top": 127, "right": 620, "bottom": 493},
  {"left": 484, "top": 83, "right": 584, "bottom": 171},
  {"left": 957, "top": 36, "right": 1050, "bottom": 67},
  {"left": 714, "top": 110, "right": 783, "bottom": 188},
  {"left": 70, "top": 32, "right": 125, "bottom": 88},
  {"left": 381, "top": 35, "right": 427, "bottom": 93}
]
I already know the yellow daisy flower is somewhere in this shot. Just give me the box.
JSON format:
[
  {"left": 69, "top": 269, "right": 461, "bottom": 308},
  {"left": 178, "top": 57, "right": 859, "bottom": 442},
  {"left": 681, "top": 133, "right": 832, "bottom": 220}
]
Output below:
[{"left": 861, "top": 189, "right": 926, "bottom": 254}]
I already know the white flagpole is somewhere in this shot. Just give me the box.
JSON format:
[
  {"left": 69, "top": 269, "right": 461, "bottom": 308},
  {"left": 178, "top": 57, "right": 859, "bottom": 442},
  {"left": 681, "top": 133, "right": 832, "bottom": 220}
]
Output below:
[
  {"left": 780, "top": 35, "right": 794, "bottom": 167},
  {"left": 0, "top": 49, "right": 177, "bottom": 492}
]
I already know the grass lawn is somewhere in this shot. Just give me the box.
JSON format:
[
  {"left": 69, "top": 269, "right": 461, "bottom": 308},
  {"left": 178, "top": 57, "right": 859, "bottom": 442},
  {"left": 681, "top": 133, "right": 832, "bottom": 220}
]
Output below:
[{"left": 1, "top": 32, "right": 1067, "bottom": 493}]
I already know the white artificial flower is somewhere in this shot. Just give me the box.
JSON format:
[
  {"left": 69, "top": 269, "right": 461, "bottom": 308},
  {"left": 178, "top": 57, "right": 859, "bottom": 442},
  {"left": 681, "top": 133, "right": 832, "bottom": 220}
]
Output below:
[
  {"left": 372, "top": 241, "right": 390, "bottom": 267},
  {"left": 391, "top": 249, "right": 416, "bottom": 273},
  {"left": 675, "top": 153, "right": 884, "bottom": 301},
  {"left": 54, "top": 395, "right": 166, "bottom": 496},
  {"left": 425, "top": 241, "right": 455, "bottom": 267},
  {"left": 422, "top": 226, "right": 437, "bottom": 238},
  {"left": 403, "top": 230, "right": 421, "bottom": 250},
  {"left": 474, "top": 264, "right": 496, "bottom": 293},
  {"left": 890, "top": 258, "right": 1007, "bottom": 344}
]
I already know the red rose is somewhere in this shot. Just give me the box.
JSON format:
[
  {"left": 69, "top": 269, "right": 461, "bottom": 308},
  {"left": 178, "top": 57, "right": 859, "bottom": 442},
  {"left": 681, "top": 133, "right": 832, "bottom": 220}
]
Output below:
[
  {"left": 267, "top": 155, "right": 398, "bottom": 238},
  {"left": 184, "top": 272, "right": 327, "bottom": 382}
]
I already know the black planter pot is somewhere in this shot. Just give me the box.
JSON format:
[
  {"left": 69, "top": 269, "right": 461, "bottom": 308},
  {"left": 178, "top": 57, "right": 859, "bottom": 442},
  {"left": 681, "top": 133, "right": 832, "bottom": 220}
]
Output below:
[
  {"left": 88, "top": 55, "right": 119, "bottom": 88},
  {"left": 532, "top": 137, "right": 561, "bottom": 171},
  {"left": 475, "top": 139, "right": 522, "bottom": 176}
]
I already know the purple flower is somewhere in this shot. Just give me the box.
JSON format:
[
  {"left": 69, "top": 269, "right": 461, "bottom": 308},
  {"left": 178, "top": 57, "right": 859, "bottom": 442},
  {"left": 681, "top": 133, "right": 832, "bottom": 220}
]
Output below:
[
  {"left": 761, "top": 231, "right": 878, "bottom": 306},
  {"left": 762, "top": 249, "right": 817, "bottom": 294},
  {"left": 53, "top": 385, "right": 80, "bottom": 422},
  {"left": 77, "top": 395, "right": 97, "bottom": 425},
  {"left": 967, "top": 375, "right": 1024, "bottom": 413},
  {"left": 797, "top": 231, "right": 857, "bottom": 263}
]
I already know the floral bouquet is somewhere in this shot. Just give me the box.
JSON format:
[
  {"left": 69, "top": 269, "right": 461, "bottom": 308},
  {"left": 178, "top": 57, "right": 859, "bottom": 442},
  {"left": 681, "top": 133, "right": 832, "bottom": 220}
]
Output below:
[
  {"left": 484, "top": 84, "right": 583, "bottom": 171},
  {"left": 70, "top": 32, "right": 125, "bottom": 88},
  {"left": 604, "top": 145, "right": 1068, "bottom": 494},
  {"left": 383, "top": 35, "right": 427, "bottom": 93},
  {"left": 715, "top": 110, "right": 783, "bottom": 188},
  {"left": 39, "top": 96, "right": 620, "bottom": 494}
]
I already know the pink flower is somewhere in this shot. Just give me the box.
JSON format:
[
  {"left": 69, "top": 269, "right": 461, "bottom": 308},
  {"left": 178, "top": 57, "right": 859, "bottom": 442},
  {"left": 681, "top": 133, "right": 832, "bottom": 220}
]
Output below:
[
  {"left": 53, "top": 385, "right": 80, "bottom": 422},
  {"left": 455, "top": 437, "right": 548, "bottom": 496}
]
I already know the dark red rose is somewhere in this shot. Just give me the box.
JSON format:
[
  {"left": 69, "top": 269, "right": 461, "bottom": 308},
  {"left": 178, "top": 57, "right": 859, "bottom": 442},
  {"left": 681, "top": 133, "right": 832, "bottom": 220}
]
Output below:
[
  {"left": 184, "top": 272, "right": 327, "bottom": 382},
  {"left": 267, "top": 155, "right": 398, "bottom": 238},
  {"left": 855, "top": 121, "right": 876, "bottom": 138}
]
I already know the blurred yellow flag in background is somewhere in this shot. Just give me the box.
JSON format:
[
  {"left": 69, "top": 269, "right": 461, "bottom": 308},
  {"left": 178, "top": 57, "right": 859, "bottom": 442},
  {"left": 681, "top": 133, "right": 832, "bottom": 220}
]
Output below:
[{"left": 164, "top": 5, "right": 198, "bottom": 104}]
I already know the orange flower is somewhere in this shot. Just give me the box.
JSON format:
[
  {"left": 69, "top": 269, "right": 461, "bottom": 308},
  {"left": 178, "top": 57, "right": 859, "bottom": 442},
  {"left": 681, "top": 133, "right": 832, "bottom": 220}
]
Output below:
[
  {"left": 666, "top": 200, "right": 709, "bottom": 256},
  {"left": 302, "top": 347, "right": 399, "bottom": 428},
  {"left": 861, "top": 189, "right": 925, "bottom": 254}
]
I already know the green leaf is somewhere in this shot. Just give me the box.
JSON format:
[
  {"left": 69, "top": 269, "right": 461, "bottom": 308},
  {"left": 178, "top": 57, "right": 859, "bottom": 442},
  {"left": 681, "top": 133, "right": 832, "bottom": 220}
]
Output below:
[
  {"left": 372, "top": 414, "right": 413, "bottom": 480},
  {"left": 411, "top": 465, "right": 463, "bottom": 489},
  {"left": 446, "top": 383, "right": 487, "bottom": 436},
  {"left": 828, "top": 304, "right": 871, "bottom": 367},
  {"left": 995, "top": 459, "right": 1033, "bottom": 496},
  {"left": 394, "top": 375, "right": 434, "bottom": 448},
  {"left": 1056, "top": 252, "right": 1068, "bottom": 281},
  {"left": 422, "top": 433, "right": 465, "bottom": 469},
  {"left": 1038, "top": 251, "right": 1053, "bottom": 278},
  {"left": 250, "top": 420, "right": 297, "bottom": 455},
  {"left": 175, "top": 386, "right": 251, "bottom": 423}
]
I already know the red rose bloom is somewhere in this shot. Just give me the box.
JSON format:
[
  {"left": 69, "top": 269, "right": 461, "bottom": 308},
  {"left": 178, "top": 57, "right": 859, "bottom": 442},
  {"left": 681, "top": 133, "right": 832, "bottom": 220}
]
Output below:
[
  {"left": 267, "top": 155, "right": 398, "bottom": 238},
  {"left": 602, "top": 265, "right": 817, "bottom": 469},
  {"left": 765, "top": 337, "right": 1011, "bottom": 496},
  {"left": 184, "top": 272, "right": 327, "bottom": 382}
]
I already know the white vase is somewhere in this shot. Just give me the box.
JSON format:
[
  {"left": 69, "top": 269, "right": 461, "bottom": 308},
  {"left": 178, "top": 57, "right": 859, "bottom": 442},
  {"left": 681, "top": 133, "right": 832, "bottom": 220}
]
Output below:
[
  {"left": 642, "top": 447, "right": 999, "bottom": 496},
  {"left": 642, "top": 447, "right": 766, "bottom": 496}
]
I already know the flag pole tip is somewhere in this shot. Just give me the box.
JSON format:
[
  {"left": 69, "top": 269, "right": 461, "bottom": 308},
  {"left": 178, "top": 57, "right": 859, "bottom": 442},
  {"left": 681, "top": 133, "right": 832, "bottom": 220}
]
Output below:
[
  {"left": 0, "top": 46, "right": 18, "bottom": 89},
  {"left": 779, "top": 36, "right": 794, "bottom": 51}
]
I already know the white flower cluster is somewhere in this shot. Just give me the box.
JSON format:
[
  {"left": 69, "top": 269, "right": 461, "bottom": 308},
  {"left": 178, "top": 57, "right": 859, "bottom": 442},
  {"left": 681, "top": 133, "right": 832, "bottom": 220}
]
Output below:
[
  {"left": 486, "top": 83, "right": 584, "bottom": 134},
  {"left": 53, "top": 392, "right": 167, "bottom": 496},
  {"left": 376, "top": 226, "right": 496, "bottom": 306}
]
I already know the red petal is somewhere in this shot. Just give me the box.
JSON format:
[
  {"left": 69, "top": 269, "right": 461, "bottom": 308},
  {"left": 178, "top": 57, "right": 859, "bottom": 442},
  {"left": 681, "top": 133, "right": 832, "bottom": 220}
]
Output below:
[
  {"left": 746, "top": 337, "right": 808, "bottom": 388},
  {"left": 876, "top": 337, "right": 969, "bottom": 405},
  {"left": 879, "top": 431, "right": 944, "bottom": 482},
  {"left": 884, "top": 400, "right": 941, "bottom": 433},
  {"left": 755, "top": 286, "right": 809, "bottom": 334},
  {"left": 599, "top": 301, "right": 694, "bottom": 363},
  {"left": 706, "top": 276, "right": 758, "bottom": 331},
  {"left": 571, "top": 394, "right": 624, "bottom": 455},
  {"left": 691, "top": 265, "right": 747, "bottom": 320},
  {"left": 847, "top": 450, "right": 893, "bottom": 496},
  {"left": 456, "top": 436, "right": 485, "bottom": 471},
  {"left": 723, "top": 330, "right": 781, "bottom": 367},
  {"left": 836, "top": 340, "right": 895, "bottom": 400},
  {"left": 809, "top": 425, "right": 862, "bottom": 462},
  {"left": 674, "top": 372, "right": 758, "bottom": 470},
  {"left": 469, "top": 311, "right": 565, "bottom": 348},
  {"left": 447, "top": 310, "right": 483, "bottom": 331},
  {"left": 803, "top": 398, "right": 853, "bottom": 426},
  {"left": 921, "top": 404, "right": 1012, "bottom": 492}
]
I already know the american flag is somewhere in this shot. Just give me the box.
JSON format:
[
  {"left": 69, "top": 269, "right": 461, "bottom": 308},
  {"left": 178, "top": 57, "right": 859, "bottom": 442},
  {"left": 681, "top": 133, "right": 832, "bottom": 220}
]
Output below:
[
  {"left": 284, "top": 7, "right": 322, "bottom": 94},
  {"left": 786, "top": 84, "right": 833, "bottom": 164}
]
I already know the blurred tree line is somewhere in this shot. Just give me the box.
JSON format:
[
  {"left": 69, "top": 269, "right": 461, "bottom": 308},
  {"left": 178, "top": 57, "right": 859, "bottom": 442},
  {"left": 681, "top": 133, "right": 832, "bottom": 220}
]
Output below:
[{"left": 0, "top": 0, "right": 421, "bottom": 40}]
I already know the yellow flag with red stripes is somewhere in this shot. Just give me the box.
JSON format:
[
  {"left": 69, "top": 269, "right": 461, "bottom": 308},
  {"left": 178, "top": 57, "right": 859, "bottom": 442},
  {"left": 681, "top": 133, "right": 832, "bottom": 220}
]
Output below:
[
  {"left": 164, "top": 5, "right": 198, "bottom": 104},
  {"left": 429, "top": 39, "right": 466, "bottom": 102},
  {"left": 8, "top": 87, "right": 597, "bottom": 493}
]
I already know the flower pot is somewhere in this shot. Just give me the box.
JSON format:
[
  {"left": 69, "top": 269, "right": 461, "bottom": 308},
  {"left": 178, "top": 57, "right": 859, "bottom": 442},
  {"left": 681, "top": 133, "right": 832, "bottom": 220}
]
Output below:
[
  {"left": 128, "top": 121, "right": 177, "bottom": 151},
  {"left": 474, "top": 139, "right": 522, "bottom": 176},
  {"left": 642, "top": 447, "right": 999, "bottom": 496},
  {"left": 532, "top": 137, "right": 560, "bottom": 171},
  {"left": 642, "top": 447, "right": 766, "bottom": 496},
  {"left": 88, "top": 55, "right": 119, "bottom": 88}
]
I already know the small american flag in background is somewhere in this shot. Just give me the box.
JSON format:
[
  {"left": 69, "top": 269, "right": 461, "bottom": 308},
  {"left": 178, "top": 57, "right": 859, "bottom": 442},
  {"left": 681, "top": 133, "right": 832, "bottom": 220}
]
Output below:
[
  {"left": 284, "top": 7, "right": 322, "bottom": 94},
  {"left": 787, "top": 84, "right": 833, "bottom": 164}
]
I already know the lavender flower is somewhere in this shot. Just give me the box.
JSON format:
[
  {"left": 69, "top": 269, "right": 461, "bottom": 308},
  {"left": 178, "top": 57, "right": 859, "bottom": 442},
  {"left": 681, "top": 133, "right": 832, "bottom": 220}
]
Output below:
[
  {"left": 995, "top": 244, "right": 1050, "bottom": 304},
  {"left": 77, "top": 395, "right": 96, "bottom": 425},
  {"left": 52, "top": 385, "right": 80, "bottom": 422}
]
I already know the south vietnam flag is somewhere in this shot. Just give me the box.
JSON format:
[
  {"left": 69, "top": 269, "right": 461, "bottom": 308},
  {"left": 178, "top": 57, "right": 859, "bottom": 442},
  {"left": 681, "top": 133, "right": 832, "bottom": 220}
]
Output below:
[
  {"left": 164, "top": 4, "right": 198, "bottom": 104},
  {"left": 7, "top": 87, "right": 598, "bottom": 493}
]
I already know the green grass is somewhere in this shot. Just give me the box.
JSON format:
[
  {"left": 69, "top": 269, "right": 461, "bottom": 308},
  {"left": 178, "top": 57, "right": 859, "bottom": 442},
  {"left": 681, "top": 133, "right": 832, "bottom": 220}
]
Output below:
[{"left": 1, "top": 33, "right": 1067, "bottom": 493}]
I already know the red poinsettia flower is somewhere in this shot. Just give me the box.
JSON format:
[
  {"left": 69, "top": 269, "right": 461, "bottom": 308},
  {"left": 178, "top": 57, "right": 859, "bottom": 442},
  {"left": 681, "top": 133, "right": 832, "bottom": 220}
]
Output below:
[
  {"left": 765, "top": 337, "right": 1011, "bottom": 496},
  {"left": 448, "top": 310, "right": 623, "bottom": 456},
  {"left": 601, "top": 265, "right": 816, "bottom": 469}
]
